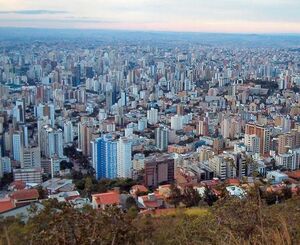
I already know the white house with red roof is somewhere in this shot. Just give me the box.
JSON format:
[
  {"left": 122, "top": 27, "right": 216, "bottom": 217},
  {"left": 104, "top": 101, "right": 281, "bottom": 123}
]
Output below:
[
  {"left": 137, "top": 193, "right": 164, "bottom": 210},
  {"left": 92, "top": 191, "right": 121, "bottom": 210}
]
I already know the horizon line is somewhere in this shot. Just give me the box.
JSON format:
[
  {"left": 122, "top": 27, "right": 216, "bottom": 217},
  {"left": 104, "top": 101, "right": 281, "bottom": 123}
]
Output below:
[{"left": 1, "top": 26, "right": 300, "bottom": 37}]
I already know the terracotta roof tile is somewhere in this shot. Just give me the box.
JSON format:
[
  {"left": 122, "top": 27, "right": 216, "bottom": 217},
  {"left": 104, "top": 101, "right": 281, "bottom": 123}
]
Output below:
[
  {"left": 143, "top": 201, "right": 160, "bottom": 208},
  {"left": 92, "top": 192, "right": 120, "bottom": 205},
  {"left": 9, "top": 181, "right": 26, "bottom": 190},
  {"left": 10, "top": 189, "right": 39, "bottom": 201},
  {"left": 286, "top": 170, "right": 300, "bottom": 180},
  {"left": 131, "top": 185, "right": 148, "bottom": 193},
  {"left": 0, "top": 198, "right": 14, "bottom": 213}
]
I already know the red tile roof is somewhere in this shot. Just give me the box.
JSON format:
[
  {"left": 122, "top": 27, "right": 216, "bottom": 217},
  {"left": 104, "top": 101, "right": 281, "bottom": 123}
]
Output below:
[
  {"left": 92, "top": 192, "right": 120, "bottom": 205},
  {"left": 9, "top": 180, "right": 26, "bottom": 190},
  {"left": 143, "top": 201, "right": 160, "bottom": 208},
  {"left": 140, "top": 193, "right": 164, "bottom": 202},
  {"left": 286, "top": 170, "right": 300, "bottom": 180},
  {"left": 0, "top": 198, "right": 14, "bottom": 213},
  {"left": 200, "top": 179, "right": 220, "bottom": 187},
  {"left": 227, "top": 179, "right": 240, "bottom": 185},
  {"left": 131, "top": 185, "right": 148, "bottom": 193},
  {"left": 65, "top": 195, "right": 81, "bottom": 202},
  {"left": 10, "top": 189, "right": 39, "bottom": 201}
]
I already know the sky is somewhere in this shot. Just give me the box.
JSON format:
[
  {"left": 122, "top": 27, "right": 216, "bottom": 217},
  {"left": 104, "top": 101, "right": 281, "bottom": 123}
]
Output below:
[{"left": 0, "top": 0, "right": 300, "bottom": 34}]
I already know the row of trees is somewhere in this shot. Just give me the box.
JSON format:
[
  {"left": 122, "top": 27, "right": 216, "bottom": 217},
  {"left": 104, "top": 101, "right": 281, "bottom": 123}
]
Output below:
[
  {"left": 168, "top": 184, "right": 218, "bottom": 208},
  {"left": 169, "top": 182, "right": 295, "bottom": 209},
  {"left": 74, "top": 176, "right": 138, "bottom": 198}
]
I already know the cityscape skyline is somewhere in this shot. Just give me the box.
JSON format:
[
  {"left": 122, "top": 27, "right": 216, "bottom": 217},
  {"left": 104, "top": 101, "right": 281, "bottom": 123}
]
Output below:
[
  {"left": 1, "top": 2, "right": 300, "bottom": 244},
  {"left": 0, "top": 0, "right": 300, "bottom": 34}
]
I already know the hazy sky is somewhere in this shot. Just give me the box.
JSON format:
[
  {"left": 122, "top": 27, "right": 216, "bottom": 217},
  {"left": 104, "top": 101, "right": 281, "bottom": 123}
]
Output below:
[{"left": 0, "top": 0, "right": 300, "bottom": 33}]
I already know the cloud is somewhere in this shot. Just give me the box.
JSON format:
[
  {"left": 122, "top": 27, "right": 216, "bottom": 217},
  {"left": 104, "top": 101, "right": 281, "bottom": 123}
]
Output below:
[
  {"left": 0, "top": 17, "right": 119, "bottom": 24},
  {"left": 0, "top": 10, "right": 68, "bottom": 15},
  {"left": 0, "top": 0, "right": 299, "bottom": 33}
]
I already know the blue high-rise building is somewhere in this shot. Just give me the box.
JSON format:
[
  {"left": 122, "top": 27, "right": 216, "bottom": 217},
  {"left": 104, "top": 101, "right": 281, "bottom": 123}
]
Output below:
[
  {"left": 72, "top": 63, "right": 81, "bottom": 87},
  {"left": 92, "top": 135, "right": 117, "bottom": 180}
]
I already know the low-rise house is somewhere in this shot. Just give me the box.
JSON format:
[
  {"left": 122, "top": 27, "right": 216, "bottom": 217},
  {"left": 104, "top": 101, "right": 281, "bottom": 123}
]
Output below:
[
  {"left": 9, "top": 189, "right": 39, "bottom": 207},
  {"left": 200, "top": 178, "right": 220, "bottom": 188},
  {"left": 8, "top": 180, "right": 26, "bottom": 191},
  {"left": 0, "top": 202, "right": 44, "bottom": 222},
  {"left": 158, "top": 184, "right": 172, "bottom": 198},
  {"left": 69, "top": 198, "right": 91, "bottom": 209},
  {"left": 226, "top": 186, "right": 246, "bottom": 198},
  {"left": 286, "top": 170, "right": 300, "bottom": 182},
  {"left": 41, "top": 178, "right": 75, "bottom": 194},
  {"left": 130, "top": 185, "right": 148, "bottom": 196},
  {"left": 92, "top": 191, "right": 120, "bottom": 210},
  {"left": 0, "top": 198, "right": 14, "bottom": 213},
  {"left": 48, "top": 191, "right": 80, "bottom": 202},
  {"left": 137, "top": 193, "right": 164, "bottom": 210},
  {"left": 267, "top": 171, "right": 288, "bottom": 184},
  {"left": 226, "top": 178, "right": 240, "bottom": 186},
  {"left": 195, "top": 186, "right": 206, "bottom": 198}
]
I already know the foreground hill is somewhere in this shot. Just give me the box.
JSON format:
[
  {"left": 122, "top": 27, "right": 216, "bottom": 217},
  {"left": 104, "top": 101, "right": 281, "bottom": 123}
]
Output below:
[{"left": 1, "top": 190, "right": 299, "bottom": 244}]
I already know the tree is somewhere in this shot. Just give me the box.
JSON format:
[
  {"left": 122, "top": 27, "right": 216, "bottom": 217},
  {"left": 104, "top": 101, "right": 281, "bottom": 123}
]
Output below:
[
  {"left": 77, "top": 155, "right": 90, "bottom": 169},
  {"left": 2, "top": 194, "right": 300, "bottom": 244},
  {"left": 0, "top": 173, "right": 13, "bottom": 188},
  {"left": 182, "top": 186, "right": 201, "bottom": 207},
  {"left": 60, "top": 160, "right": 73, "bottom": 170},
  {"left": 168, "top": 184, "right": 182, "bottom": 208},
  {"left": 263, "top": 191, "right": 277, "bottom": 205},
  {"left": 281, "top": 186, "right": 292, "bottom": 200},
  {"left": 203, "top": 187, "right": 218, "bottom": 206},
  {"left": 125, "top": 196, "right": 138, "bottom": 210},
  {"left": 71, "top": 170, "right": 83, "bottom": 180},
  {"left": 127, "top": 206, "right": 139, "bottom": 219},
  {"left": 63, "top": 145, "right": 78, "bottom": 158},
  {"left": 84, "top": 177, "right": 93, "bottom": 198},
  {"left": 214, "top": 182, "right": 228, "bottom": 199},
  {"left": 36, "top": 186, "right": 47, "bottom": 199}
]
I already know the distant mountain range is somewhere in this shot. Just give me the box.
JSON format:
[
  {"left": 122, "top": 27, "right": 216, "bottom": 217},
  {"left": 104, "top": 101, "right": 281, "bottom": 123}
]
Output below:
[{"left": 0, "top": 27, "right": 300, "bottom": 48}]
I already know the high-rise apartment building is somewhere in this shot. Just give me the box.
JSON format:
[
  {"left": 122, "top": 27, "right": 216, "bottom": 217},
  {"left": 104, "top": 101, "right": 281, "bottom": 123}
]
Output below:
[
  {"left": 171, "top": 115, "right": 183, "bottom": 131},
  {"left": 155, "top": 127, "right": 169, "bottom": 151},
  {"left": 245, "top": 123, "right": 270, "bottom": 156},
  {"left": 147, "top": 108, "right": 158, "bottom": 125},
  {"left": 117, "top": 137, "right": 132, "bottom": 178},
  {"left": 197, "top": 117, "right": 209, "bottom": 136},
  {"left": 278, "top": 130, "right": 300, "bottom": 154},
  {"left": 144, "top": 155, "right": 174, "bottom": 188},
  {"left": 245, "top": 134, "right": 260, "bottom": 154},
  {"left": 92, "top": 135, "right": 117, "bottom": 180},
  {"left": 78, "top": 122, "right": 93, "bottom": 156},
  {"left": 12, "top": 131, "right": 23, "bottom": 162},
  {"left": 21, "top": 146, "right": 41, "bottom": 168},
  {"left": 63, "top": 120, "right": 74, "bottom": 144},
  {"left": 40, "top": 126, "right": 63, "bottom": 158}
]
